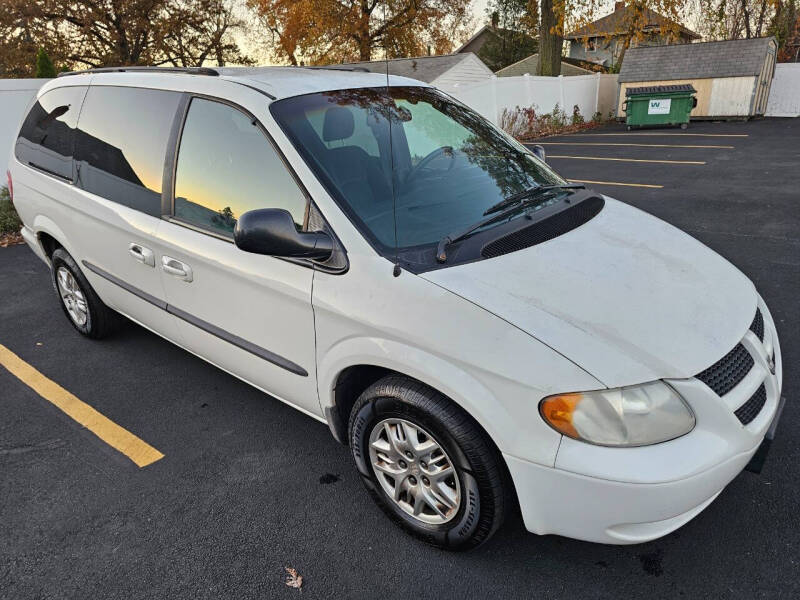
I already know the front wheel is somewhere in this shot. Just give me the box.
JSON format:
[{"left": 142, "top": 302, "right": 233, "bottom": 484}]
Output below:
[{"left": 348, "top": 375, "right": 508, "bottom": 550}]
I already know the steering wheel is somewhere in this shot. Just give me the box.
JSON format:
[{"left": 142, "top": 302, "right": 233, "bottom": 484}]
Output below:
[{"left": 406, "top": 146, "right": 457, "bottom": 181}]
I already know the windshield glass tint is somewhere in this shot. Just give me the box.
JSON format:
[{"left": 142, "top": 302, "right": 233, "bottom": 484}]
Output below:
[{"left": 270, "top": 87, "right": 565, "bottom": 249}]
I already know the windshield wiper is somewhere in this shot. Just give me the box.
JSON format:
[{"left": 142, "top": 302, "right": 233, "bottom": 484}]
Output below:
[
  {"left": 436, "top": 183, "right": 586, "bottom": 264},
  {"left": 483, "top": 183, "right": 585, "bottom": 216}
]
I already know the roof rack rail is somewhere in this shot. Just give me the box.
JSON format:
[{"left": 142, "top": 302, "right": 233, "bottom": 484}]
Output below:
[
  {"left": 58, "top": 66, "right": 219, "bottom": 78},
  {"left": 304, "top": 65, "right": 370, "bottom": 73}
]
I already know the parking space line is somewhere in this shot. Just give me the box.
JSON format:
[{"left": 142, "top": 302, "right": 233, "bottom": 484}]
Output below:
[
  {"left": 0, "top": 344, "right": 164, "bottom": 468},
  {"left": 569, "top": 179, "right": 663, "bottom": 189},
  {"left": 538, "top": 142, "right": 734, "bottom": 149},
  {"left": 550, "top": 155, "right": 705, "bottom": 165},
  {"left": 560, "top": 133, "right": 748, "bottom": 138}
]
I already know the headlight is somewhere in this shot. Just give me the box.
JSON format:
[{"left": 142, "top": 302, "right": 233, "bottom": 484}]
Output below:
[{"left": 539, "top": 381, "right": 695, "bottom": 447}]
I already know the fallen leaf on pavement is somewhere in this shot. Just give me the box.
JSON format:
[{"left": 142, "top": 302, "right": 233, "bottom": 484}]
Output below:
[{"left": 285, "top": 567, "right": 303, "bottom": 589}]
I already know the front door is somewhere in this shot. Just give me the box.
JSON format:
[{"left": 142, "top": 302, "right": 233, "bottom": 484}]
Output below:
[{"left": 156, "top": 95, "right": 320, "bottom": 417}]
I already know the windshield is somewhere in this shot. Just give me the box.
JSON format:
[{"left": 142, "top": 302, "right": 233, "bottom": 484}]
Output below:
[{"left": 270, "top": 86, "right": 566, "bottom": 252}]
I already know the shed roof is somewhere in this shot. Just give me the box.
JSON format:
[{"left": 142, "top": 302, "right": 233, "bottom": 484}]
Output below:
[
  {"left": 337, "top": 53, "right": 482, "bottom": 83},
  {"left": 618, "top": 37, "right": 777, "bottom": 82},
  {"left": 496, "top": 54, "right": 592, "bottom": 77}
]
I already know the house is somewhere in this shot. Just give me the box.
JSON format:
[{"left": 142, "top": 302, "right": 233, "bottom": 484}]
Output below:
[
  {"left": 337, "top": 53, "right": 493, "bottom": 88},
  {"left": 617, "top": 37, "right": 778, "bottom": 118},
  {"left": 566, "top": 1, "right": 700, "bottom": 68},
  {"left": 496, "top": 54, "right": 592, "bottom": 77},
  {"left": 455, "top": 14, "right": 538, "bottom": 71}
]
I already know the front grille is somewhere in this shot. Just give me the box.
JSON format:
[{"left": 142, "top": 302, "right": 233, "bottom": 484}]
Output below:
[
  {"left": 481, "top": 196, "right": 604, "bottom": 259},
  {"left": 750, "top": 308, "right": 764, "bottom": 342},
  {"left": 695, "top": 343, "right": 754, "bottom": 396},
  {"left": 734, "top": 384, "right": 767, "bottom": 425}
]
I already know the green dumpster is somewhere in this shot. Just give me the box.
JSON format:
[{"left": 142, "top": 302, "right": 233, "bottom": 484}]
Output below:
[{"left": 622, "top": 84, "right": 697, "bottom": 130}]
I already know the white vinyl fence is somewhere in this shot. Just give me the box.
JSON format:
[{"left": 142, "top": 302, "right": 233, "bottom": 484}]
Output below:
[
  {"left": 765, "top": 63, "right": 800, "bottom": 117},
  {"left": 1, "top": 65, "right": 799, "bottom": 172},
  {"left": 0, "top": 79, "right": 48, "bottom": 175},
  {"left": 438, "top": 73, "right": 620, "bottom": 125}
]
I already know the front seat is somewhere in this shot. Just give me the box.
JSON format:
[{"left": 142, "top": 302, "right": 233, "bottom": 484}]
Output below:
[{"left": 321, "top": 106, "right": 392, "bottom": 222}]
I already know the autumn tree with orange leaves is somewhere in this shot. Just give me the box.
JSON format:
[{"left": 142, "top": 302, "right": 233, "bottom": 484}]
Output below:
[{"left": 249, "top": 0, "right": 473, "bottom": 64}]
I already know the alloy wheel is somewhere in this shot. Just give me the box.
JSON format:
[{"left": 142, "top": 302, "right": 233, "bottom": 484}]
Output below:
[
  {"left": 56, "top": 266, "right": 88, "bottom": 327},
  {"left": 368, "top": 418, "right": 461, "bottom": 525}
]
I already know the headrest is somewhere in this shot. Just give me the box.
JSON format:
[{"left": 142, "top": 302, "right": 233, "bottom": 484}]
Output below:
[{"left": 322, "top": 106, "right": 354, "bottom": 142}]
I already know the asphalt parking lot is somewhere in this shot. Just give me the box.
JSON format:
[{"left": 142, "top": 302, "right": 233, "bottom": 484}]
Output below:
[{"left": 2, "top": 118, "right": 798, "bottom": 599}]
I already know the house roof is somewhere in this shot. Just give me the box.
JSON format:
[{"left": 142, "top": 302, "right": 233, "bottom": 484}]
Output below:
[
  {"left": 455, "top": 25, "right": 536, "bottom": 53},
  {"left": 618, "top": 37, "right": 778, "bottom": 83},
  {"left": 336, "top": 53, "right": 483, "bottom": 83},
  {"left": 566, "top": 6, "right": 699, "bottom": 41},
  {"left": 496, "top": 54, "right": 592, "bottom": 77}
]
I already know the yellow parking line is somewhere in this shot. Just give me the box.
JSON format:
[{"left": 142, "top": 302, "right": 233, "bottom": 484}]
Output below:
[
  {"left": 550, "top": 155, "right": 705, "bottom": 165},
  {"left": 569, "top": 179, "right": 663, "bottom": 189},
  {"left": 563, "top": 133, "right": 748, "bottom": 138},
  {"left": 539, "top": 142, "right": 734, "bottom": 149},
  {"left": 0, "top": 344, "right": 164, "bottom": 468}
]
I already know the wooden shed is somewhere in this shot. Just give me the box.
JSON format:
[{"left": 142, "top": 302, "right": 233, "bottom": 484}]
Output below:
[{"left": 617, "top": 37, "right": 778, "bottom": 119}]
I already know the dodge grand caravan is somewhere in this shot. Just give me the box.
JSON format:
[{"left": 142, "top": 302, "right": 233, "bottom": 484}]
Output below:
[{"left": 8, "top": 66, "right": 784, "bottom": 550}]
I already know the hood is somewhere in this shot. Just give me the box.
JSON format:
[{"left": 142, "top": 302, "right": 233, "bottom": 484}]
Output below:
[{"left": 421, "top": 198, "right": 757, "bottom": 388}]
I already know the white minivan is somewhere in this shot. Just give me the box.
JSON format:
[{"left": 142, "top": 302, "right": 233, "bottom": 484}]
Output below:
[{"left": 8, "top": 66, "right": 784, "bottom": 550}]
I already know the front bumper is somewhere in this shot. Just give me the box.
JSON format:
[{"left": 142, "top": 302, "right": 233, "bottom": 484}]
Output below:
[
  {"left": 507, "top": 296, "right": 783, "bottom": 544},
  {"left": 505, "top": 442, "right": 760, "bottom": 544}
]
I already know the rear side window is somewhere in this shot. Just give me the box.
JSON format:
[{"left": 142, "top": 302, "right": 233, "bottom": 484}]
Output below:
[
  {"left": 15, "top": 86, "right": 87, "bottom": 181},
  {"left": 173, "top": 98, "right": 308, "bottom": 237},
  {"left": 74, "top": 86, "right": 181, "bottom": 217}
]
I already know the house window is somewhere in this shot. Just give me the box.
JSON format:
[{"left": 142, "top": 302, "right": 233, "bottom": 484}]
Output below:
[{"left": 586, "top": 38, "right": 597, "bottom": 52}]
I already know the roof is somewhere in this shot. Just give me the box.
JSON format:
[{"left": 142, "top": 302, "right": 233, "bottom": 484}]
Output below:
[
  {"left": 496, "top": 54, "right": 592, "bottom": 77},
  {"left": 618, "top": 37, "right": 778, "bottom": 83},
  {"left": 455, "top": 25, "right": 537, "bottom": 53},
  {"left": 335, "top": 53, "right": 479, "bottom": 83},
  {"left": 566, "top": 6, "right": 699, "bottom": 40},
  {"left": 625, "top": 84, "right": 696, "bottom": 95},
  {"left": 54, "top": 66, "right": 428, "bottom": 99}
]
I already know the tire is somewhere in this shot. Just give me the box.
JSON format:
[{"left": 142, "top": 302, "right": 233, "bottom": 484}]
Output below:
[
  {"left": 348, "top": 375, "right": 508, "bottom": 551},
  {"left": 50, "top": 248, "right": 120, "bottom": 339},
  {"left": 680, "top": 123, "right": 688, "bottom": 130}
]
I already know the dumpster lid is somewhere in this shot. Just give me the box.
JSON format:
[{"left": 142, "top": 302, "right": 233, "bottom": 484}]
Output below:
[{"left": 625, "top": 84, "right": 696, "bottom": 96}]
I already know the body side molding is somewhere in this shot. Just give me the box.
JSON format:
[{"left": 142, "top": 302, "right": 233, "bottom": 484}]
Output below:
[{"left": 81, "top": 260, "right": 308, "bottom": 377}]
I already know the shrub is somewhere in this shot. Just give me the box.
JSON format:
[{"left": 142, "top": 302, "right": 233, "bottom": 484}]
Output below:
[
  {"left": 35, "top": 48, "right": 57, "bottom": 79},
  {"left": 571, "top": 105, "right": 585, "bottom": 126},
  {"left": 0, "top": 187, "right": 22, "bottom": 235},
  {"left": 500, "top": 104, "right": 597, "bottom": 140}
]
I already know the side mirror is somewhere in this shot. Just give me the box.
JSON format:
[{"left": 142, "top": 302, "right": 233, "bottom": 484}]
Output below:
[
  {"left": 234, "top": 208, "right": 333, "bottom": 261},
  {"left": 531, "top": 144, "right": 546, "bottom": 163}
]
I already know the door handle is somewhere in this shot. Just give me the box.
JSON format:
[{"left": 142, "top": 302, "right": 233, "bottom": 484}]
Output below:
[
  {"left": 161, "top": 256, "right": 193, "bottom": 282},
  {"left": 129, "top": 243, "right": 155, "bottom": 267}
]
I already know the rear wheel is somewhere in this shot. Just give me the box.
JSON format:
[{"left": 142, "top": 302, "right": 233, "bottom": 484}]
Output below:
[
  {"left": 51, "top": 248, "right": 120, "bottom": 338},
  {"left": 348, "top": 375, "right": 508, "bottom": 550}
]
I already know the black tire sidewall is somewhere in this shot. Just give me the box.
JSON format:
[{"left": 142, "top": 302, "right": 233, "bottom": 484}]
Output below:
[
  {"left": 51, "top": 249, "right": 95, "bottom": 336},
  {"left": 350, "top": 391, "right": 485, "bottom": 550}
]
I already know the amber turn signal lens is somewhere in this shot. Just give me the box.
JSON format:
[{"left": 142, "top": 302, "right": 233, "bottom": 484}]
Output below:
[{"left": 539, "top": 393, "right": 583, "bottom": 439}]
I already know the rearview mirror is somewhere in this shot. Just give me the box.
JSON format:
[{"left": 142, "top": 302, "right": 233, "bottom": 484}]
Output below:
[
  {"left": 234, "top": 208, "right": 333, "bottom": 261},
  {"left": 531, "top": 144, "right": 546, "bottom": 162}
]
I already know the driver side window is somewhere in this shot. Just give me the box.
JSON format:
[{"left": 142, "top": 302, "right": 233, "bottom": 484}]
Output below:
[{"left": 173, "top": 98, "right": 308, "bottom": 238}]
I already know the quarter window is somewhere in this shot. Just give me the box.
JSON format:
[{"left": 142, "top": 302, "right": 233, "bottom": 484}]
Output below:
[
  {"left": 15, "top": 86, "right": 87, "bottom": 181},
  {"left": 173, "top": 98, "right": 307, "bottom": 237},
  {"left": 74, "top": 86, "right": 181, "bottom": 217}
]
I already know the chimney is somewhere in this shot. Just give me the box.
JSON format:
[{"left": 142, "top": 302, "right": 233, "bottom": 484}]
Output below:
[
  {"left": 491, "top": 11, "right": 499, "bottom": 28},
  {"left": 614, "top": 1, "right": 624, "bottom": 10}
]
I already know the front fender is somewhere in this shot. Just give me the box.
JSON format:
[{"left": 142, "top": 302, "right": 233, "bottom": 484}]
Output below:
[{"left": 318, "top": 335, "right": 511, "bottom": 453}]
